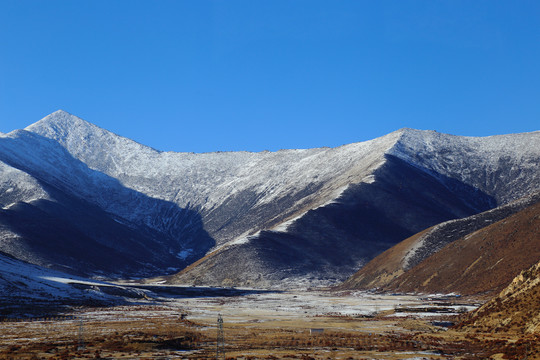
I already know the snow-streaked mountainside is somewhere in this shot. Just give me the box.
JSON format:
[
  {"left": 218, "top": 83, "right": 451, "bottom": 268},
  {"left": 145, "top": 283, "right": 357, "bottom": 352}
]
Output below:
[
  {"left": 23, "top": 111, "right": 401, "bottom": 244},
  {"left": 1, "top": 110, "right": 539, "bottom": 288},
  {"left": 0, "top": 251, "right": 150, "bottom": 317}
]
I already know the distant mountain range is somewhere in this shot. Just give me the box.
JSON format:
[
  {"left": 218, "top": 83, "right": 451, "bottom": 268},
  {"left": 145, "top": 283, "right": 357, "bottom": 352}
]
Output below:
[{"left": 1, "top": 110, "right": 539, "bottom": 290}]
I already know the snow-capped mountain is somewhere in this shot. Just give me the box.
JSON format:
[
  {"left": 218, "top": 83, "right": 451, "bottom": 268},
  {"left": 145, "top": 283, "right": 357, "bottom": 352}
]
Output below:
[{"left": 1, "top": 110, "right": 539, "bottom": 288}]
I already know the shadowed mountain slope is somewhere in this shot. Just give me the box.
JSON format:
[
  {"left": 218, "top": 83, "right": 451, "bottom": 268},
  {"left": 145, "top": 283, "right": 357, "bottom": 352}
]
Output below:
[
  {"left": 0, "top": 132, "right": 214, "bottom": 277},
  {"left": 0, "top": 250, "right": 153, "bottom": 317}
]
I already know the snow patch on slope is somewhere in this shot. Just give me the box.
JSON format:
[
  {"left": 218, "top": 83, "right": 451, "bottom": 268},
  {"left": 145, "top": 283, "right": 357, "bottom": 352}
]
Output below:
[{"left": 0, "top": 253, "right": 109, "bottom": 302}]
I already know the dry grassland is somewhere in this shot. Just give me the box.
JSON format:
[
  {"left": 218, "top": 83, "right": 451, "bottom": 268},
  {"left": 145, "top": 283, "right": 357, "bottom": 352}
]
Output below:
[{"left": 0, "top": 294, "right": 539, "bottom": 359}]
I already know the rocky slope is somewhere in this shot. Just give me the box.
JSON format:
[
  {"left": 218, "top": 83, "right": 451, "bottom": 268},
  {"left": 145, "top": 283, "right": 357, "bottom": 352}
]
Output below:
[
  {"left": 458, "top": 260, "right": 540, "bottom": 334},
  {"left": 341, "top": 191, "right": 540, "bottom": 293},
  {"left": 1, "top": 110, "right": 539, "bottom": 287}
]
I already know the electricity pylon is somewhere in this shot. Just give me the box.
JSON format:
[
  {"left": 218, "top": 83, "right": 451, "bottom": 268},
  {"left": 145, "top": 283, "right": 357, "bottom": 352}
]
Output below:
[
  {"left": 77, "top": 317, "right": 85, "bottom": 350},
  {"left": 216, "top": 313, "right": 225, "bottom": 360}
]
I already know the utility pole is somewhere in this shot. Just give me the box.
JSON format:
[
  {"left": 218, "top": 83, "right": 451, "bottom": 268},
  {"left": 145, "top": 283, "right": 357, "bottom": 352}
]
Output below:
[
  {"left": 216, "top": 313, "right": 225, "bottom": 360},
  {"left": 77, "top": 317, "right": 85, "bottom": 351}
]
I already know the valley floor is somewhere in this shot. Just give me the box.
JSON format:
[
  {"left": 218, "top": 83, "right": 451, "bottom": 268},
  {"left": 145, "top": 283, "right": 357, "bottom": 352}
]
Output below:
[{"left": 0, "top": 289, "right": 538, "bottom": 359}]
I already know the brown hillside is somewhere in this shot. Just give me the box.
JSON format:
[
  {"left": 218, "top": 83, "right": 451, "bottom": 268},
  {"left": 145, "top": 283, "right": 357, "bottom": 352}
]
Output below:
[
  {"left": 338, "top": 228, "right": 430, "bottom": 290},
  {"left": 341, "top": 191, "right": 540, "bottom": 292},
  {"left": 458, "top": 260, "right": 540, "bottom": 334},
  {"left": 385, "top": 199, "right": 540, "bottom": 296}
]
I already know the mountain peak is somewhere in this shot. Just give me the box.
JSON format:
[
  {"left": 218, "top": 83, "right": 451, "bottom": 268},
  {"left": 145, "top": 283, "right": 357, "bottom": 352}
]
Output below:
[
  {"left": 23, "top": 110, "right": 161, "bottom": 172},
  {"left": 51, "top": 109, "right": 72, "bottom": 116},
  {"left": 25, "top": 110, "right": 140, "bottom": 149},
  {"left": 23, "top": 110, "right": 124, "bottom": 155},
  {"left": 25, "top": 110, "right": 95, "bottom": 135}
]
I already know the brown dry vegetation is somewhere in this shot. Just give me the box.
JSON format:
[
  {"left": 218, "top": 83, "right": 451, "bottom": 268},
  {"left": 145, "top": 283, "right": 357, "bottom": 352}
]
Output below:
[
  {"left": 459, "top": 261, "right": 540, "bottom": 335},
  {"left": 0, "top": 306, "right": 208, "bottom": 360},
  {"left": 338, "top": 228, "right": 429, "bottom": 290},
  {"left": 1, "top": 302, "right": 540, "bottom": 359},
  {"left": 343, "top": 199, "right": 540, "bottom": 297},
  {"left": 388, "top": 200, "right": 540, "bottom": 296}
]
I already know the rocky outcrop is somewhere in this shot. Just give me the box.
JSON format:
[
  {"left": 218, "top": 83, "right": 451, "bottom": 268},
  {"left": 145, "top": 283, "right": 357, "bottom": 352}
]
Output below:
[{"left": 459, "top": 260, "right": 540, "bottom": 334}]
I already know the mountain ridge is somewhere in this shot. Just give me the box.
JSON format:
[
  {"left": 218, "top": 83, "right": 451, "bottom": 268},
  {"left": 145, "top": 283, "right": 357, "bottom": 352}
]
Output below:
[{"left": 1, "top": 111, "right": 539, "bottom": 288}]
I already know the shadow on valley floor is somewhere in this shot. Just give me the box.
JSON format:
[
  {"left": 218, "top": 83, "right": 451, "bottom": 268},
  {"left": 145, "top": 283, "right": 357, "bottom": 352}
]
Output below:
[
  {"left": 0, "top": 283, "right": 277, "bottom": 319},
  {"left": 121, "top": 283, "right": 279, "bottom": 298}
]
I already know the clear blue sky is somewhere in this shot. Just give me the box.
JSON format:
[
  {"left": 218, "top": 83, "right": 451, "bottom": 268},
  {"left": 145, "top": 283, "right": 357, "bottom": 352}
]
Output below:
[{"left": 1, "top": 1, "right": 539, "bottom": 153}]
